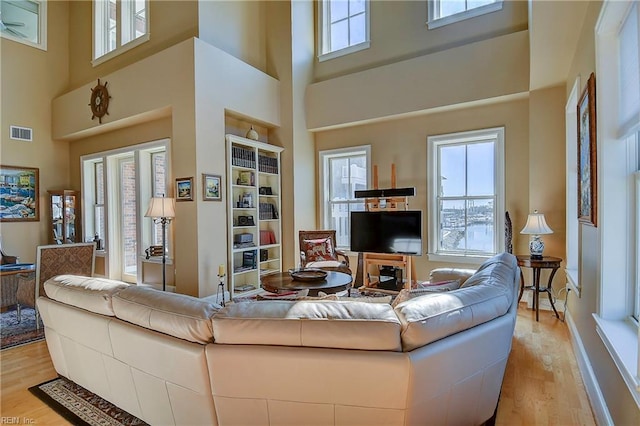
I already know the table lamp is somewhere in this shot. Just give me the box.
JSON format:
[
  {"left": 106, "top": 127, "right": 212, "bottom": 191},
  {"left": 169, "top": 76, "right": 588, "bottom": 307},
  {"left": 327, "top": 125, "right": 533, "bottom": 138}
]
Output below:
[
  {"left": 145, "top": 195, "right": 176, "bottom": 291},
  {"left": 520, "top": 210, "right": 553, "bottom": 259}
]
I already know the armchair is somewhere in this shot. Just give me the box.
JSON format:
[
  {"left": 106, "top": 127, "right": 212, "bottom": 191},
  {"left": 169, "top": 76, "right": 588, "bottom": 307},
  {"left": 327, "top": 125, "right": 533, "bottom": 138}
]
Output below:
[
  {"left": 16, "top": 243, "right": 96, "bottom": 327},
  {"left": 298, "top": 230, "right": 351, "bottom": 275}
]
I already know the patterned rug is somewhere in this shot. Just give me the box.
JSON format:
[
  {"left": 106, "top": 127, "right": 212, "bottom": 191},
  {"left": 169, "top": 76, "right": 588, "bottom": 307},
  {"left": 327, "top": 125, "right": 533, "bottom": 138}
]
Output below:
[
  {"left": 0, "top": 307, "right": 44, "bottom": 350},
  {"left": 29, "top": 376, "right": 148, "bottom": 426}
]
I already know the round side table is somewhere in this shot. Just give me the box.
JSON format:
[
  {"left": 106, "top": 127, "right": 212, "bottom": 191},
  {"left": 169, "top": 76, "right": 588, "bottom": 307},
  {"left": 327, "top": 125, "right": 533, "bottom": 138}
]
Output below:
[{"left": 516, "top": 255, "right": 562, "bottom": 321}]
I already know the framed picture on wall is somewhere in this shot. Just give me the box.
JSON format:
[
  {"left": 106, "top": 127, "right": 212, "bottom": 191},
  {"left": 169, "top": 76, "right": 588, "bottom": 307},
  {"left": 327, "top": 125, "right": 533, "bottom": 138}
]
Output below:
[
  {"left": 0, "top": 165, "right": 39, "bottom": 222},
  {"left": 577, "top": 72, "right": 597, "bottom": 227},
  {"left": 203, "top": 174, "right": 222, "bottom": 201},
  {"left": 175, "top": 177, "right": 194, "bottom": 201}
]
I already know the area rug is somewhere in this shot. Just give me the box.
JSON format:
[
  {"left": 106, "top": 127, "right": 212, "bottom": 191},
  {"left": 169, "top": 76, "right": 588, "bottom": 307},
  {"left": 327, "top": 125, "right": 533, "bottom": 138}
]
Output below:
[
  {"left": 29, "top": 376, "right": 148, "bottom": 426},
  {"left": 1, "top": 307, "right": 44, "bottom": 350}
]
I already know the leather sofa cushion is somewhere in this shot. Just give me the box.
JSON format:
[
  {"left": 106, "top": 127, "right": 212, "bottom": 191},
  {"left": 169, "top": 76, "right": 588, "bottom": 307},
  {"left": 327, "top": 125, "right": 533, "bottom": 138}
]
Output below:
[
  {"left": 44, "top": 275, "right": 129, "bottom": 316},
  {"left": 112, "top": 286, "right": 220, "bottom": 344},
  {"left": 395, "top": 253, "right": 517, "bottom": 351},
  {"left": 213, "top": 300, "right": 402, "bottom": 351}
]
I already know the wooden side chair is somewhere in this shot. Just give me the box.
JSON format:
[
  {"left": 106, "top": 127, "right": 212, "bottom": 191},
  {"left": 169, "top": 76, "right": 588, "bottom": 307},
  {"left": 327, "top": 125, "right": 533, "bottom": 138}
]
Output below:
[
  {"left": 505, "top": 211, "right": 513, "bottom": 254},
  {"left": 298, "top": 230, "right": 351, "bottom": 275},
  {"left": 16, "top": 242, "right": 96, "bottom": 327}
]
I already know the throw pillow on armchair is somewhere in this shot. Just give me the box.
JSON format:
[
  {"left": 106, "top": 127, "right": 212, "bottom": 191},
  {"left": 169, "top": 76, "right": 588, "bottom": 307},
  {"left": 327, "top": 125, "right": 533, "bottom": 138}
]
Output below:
[{"left": 301, "top": 237, "right": 336, "bottom": 262}]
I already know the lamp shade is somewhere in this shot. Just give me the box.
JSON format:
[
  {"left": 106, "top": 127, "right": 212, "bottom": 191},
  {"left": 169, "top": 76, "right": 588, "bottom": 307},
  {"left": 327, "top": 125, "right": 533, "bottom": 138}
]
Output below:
[
  {"left": 145, "top": 197, "right": 176, "bottom": 219},
  {"left": 520, "top": 210, "right": 553, "bottom": 235}
]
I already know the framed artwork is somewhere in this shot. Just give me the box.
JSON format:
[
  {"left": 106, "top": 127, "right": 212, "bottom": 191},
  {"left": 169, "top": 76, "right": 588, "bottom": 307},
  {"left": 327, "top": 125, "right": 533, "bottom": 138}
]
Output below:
[
  {"left": 203, "top": 174, "right": 222, "bottom": 201},
  {"left": 0, "top": 165, "right": 39, "bottom": 222},
  {"left": 577, "top": 72, "right": 597, "bottom": 227},
  {"left": 175, "top": 177, "right": 194, "bottom": 201}
]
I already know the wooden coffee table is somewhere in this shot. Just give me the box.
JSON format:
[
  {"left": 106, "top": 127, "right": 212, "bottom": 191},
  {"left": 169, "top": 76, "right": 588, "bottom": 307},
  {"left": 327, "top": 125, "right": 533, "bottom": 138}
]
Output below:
[{"left": 261, "top": 271, "right": 352, "bottom": 296}]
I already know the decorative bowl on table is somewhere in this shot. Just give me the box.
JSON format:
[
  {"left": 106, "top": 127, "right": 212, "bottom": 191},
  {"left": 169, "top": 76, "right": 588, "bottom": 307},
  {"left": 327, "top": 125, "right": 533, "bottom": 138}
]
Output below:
[{"left": 288, "top": 268, "right": 327, "bottom": 282}]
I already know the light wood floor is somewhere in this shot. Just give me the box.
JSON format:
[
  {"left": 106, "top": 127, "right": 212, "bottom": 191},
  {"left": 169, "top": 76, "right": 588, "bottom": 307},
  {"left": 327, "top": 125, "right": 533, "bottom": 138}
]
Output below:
[{"left": 0, "top": 303, "right": 596, "bottom": 425}]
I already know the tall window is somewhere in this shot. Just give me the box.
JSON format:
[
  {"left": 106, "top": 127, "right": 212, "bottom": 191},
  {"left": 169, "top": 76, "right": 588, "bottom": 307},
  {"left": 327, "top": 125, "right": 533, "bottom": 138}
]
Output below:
[
  {"left": 318, "top": 0, "right": 370, "bottom": 61},
  {"left": 150, "top": 151, "right": 166, "bottom": 246},
  {"left": 319, "top": 146, "right": 370, "bottom": 249},
  {"left": 94, "top": 161, "right": 105, "bottom": 244},
  {"left": 94, "top": 0, "right": 148, "bottom": 63},
  {"left": 427, "top": 0, "right": 503, "bottom": 29},
  {"left": 427, "top": 127, "right": 505, "bottom": 262},
  {"left": 592, "top": 0, "right": 640, "bottom": 404},
  {"left": 619, "top": 4, "right": 640, "bottom": 321}
]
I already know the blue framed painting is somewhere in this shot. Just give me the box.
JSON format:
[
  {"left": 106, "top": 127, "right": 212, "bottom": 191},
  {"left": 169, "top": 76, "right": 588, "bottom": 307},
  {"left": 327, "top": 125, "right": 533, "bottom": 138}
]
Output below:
[
  {"left": 0, "top": 165, "right": 39, "bottom": 221},
  {"left": 175, "top": 176, "right": 193, "bottom": 201}
]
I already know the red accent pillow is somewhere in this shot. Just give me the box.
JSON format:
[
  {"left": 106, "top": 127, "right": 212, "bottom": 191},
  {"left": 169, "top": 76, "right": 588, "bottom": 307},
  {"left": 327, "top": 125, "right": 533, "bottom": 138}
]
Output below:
[{"left": 302, "top": 238, "right": 335, "bottom": 262}]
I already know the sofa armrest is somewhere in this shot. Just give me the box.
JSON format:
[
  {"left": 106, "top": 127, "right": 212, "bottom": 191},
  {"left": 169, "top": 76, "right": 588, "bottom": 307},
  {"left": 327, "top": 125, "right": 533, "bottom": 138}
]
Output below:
[{"left": 428, "top": 267, "right": 476, "bottom": 286}]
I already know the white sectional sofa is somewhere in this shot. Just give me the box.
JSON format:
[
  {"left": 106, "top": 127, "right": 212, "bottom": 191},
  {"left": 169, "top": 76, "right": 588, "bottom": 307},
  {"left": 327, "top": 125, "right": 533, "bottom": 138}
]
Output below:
[{"left": 37, "top": 252, "right": 520, "bottom": 426}]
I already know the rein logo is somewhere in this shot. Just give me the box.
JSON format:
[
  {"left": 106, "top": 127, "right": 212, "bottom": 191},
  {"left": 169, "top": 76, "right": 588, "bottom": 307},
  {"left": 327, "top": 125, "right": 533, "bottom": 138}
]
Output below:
[{"left": 0, "top": 418, "right": 34, "bottom": 424}]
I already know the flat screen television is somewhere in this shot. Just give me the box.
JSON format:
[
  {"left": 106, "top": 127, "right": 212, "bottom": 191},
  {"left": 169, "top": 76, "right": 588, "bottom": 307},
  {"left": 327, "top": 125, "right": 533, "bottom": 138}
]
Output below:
[{"left": 350, "top": 210, "right": 423, "bottom": 255}]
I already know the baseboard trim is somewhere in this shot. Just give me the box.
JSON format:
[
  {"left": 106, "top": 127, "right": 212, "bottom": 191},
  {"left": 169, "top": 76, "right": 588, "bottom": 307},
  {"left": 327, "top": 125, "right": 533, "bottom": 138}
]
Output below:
[{"left": 565, "top": 309, "right": 614, "bottom": 425}]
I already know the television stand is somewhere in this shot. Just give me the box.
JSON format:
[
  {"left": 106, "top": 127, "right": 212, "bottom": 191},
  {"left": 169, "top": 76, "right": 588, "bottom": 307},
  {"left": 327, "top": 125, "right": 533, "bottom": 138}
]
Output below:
[{"left": 359, "top": 252, "right": 415, "bottom": 294}]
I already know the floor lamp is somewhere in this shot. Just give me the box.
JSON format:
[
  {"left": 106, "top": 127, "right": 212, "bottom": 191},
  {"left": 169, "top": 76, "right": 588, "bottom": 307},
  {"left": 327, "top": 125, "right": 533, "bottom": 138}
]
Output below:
[{"left": 145, "top": 196, "right": 176, "bottom": 291}]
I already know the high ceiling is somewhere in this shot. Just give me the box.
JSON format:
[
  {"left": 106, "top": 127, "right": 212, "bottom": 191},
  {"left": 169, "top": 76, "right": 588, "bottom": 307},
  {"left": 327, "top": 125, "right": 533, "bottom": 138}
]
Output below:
[{"left": 528, "top": 0, "right": 590, "bottom": 90}]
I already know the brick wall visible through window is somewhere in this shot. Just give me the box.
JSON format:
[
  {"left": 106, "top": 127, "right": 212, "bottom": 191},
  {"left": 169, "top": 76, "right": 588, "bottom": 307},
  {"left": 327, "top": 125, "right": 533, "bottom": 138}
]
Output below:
[{"left": 122, "top": 160, "right": 137, "bottom": 271}]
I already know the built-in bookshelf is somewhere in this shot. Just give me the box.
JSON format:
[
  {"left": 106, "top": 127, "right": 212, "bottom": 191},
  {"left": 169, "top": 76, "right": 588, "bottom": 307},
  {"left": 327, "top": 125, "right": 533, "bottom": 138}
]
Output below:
[{"left": 226, "top": 134, "right": 283, "bottom": 298}]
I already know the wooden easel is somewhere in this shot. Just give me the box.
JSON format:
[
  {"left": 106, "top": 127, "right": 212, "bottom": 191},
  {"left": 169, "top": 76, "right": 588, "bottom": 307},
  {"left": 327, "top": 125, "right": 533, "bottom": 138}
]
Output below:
[{"left": 357, "top": 164, "right": 417, "bottom": 294}]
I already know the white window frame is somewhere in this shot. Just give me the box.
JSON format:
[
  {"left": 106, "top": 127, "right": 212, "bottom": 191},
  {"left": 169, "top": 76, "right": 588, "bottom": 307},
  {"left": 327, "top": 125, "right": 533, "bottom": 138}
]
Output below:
[
  {"left": 427, "top": 127, "right": 505, "bottom": 265},
  {"left": 319, "top": 145, "right": 371, "bottom": 250},
  {"left": 92, "top": 0, "right": 149, "bottom": 66},
  {"left": 592, "top": 0, "right": 640, "bottom": 407},
  {"left": 317, "top": 0, "right": 370, "bottom": 62},
  {"left": 0, "top": 0, "right": 47, "bottom": 50},
  {"left": 82, "top": 159, "right": 106, "bottom": 252},
  {"left": 81, "top": 139, "right": 170, "bottom": 285},
  {"left": 427, "top": 0, "right": 503, "bottom": 30}
]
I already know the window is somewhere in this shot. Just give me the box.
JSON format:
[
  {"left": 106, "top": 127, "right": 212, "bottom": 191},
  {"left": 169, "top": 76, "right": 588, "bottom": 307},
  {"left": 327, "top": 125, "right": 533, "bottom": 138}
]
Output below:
[
  {"left": 592, "top": 0, "right": 640, "bottom": 406},
  {"left": 318, "top": 0, "right": 370, "bottom": 62},
  {"left": 150, "top": 151, "right": 166, "bottom": 246},
  {"left": 81, "top": 140, "right": 169, "bottom": 284},
  {"left": 93, "top": 0, "right": 148, "bottom": 64},
  {"left": 319, "top": 146, "right": 371, "bottom": 249},
  {"left": 427, "top": 127, "right": 505, "bottom": 263},
  {"left": 427, "top": 0, "right": 503, "bottom": 30},
  {"left": 94, "top": 161, "right": 106, "bottom": 245},
  {"left": 0, "top": 0, "right": 47, "bottom": 50}
]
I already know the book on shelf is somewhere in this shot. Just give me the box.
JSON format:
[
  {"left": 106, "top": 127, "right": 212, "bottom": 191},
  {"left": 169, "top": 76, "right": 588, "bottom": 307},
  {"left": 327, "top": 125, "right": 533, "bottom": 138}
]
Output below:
[
  {"left": 231, "top": 146, "right": 256, "bottom": 168},
  {"left": 243, "top": 251, "right": 257, "bottom": 268},
  {"left": 258, "top": 154, "right": 278, "bottom": 174},
  {"left": 259, "top": 202, "right": 278, "bottom": 220},
  {"left": 260, "top": 230, "right": 276, "bottom": 245},
  {"left": 235, "top": 284, "right": 256, "bottom": 292}
]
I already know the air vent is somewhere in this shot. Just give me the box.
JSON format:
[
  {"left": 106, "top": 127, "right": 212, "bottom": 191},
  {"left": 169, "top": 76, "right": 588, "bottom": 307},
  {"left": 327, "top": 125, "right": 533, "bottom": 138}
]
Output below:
[{"left": 10, "top": 126, "right": 33, "bottom": 142}]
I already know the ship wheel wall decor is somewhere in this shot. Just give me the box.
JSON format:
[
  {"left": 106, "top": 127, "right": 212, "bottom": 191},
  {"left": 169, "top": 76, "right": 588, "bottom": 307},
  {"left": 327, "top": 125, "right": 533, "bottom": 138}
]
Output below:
[{"left": 89, "top": 79, "right": 111, "bottom": 124}]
